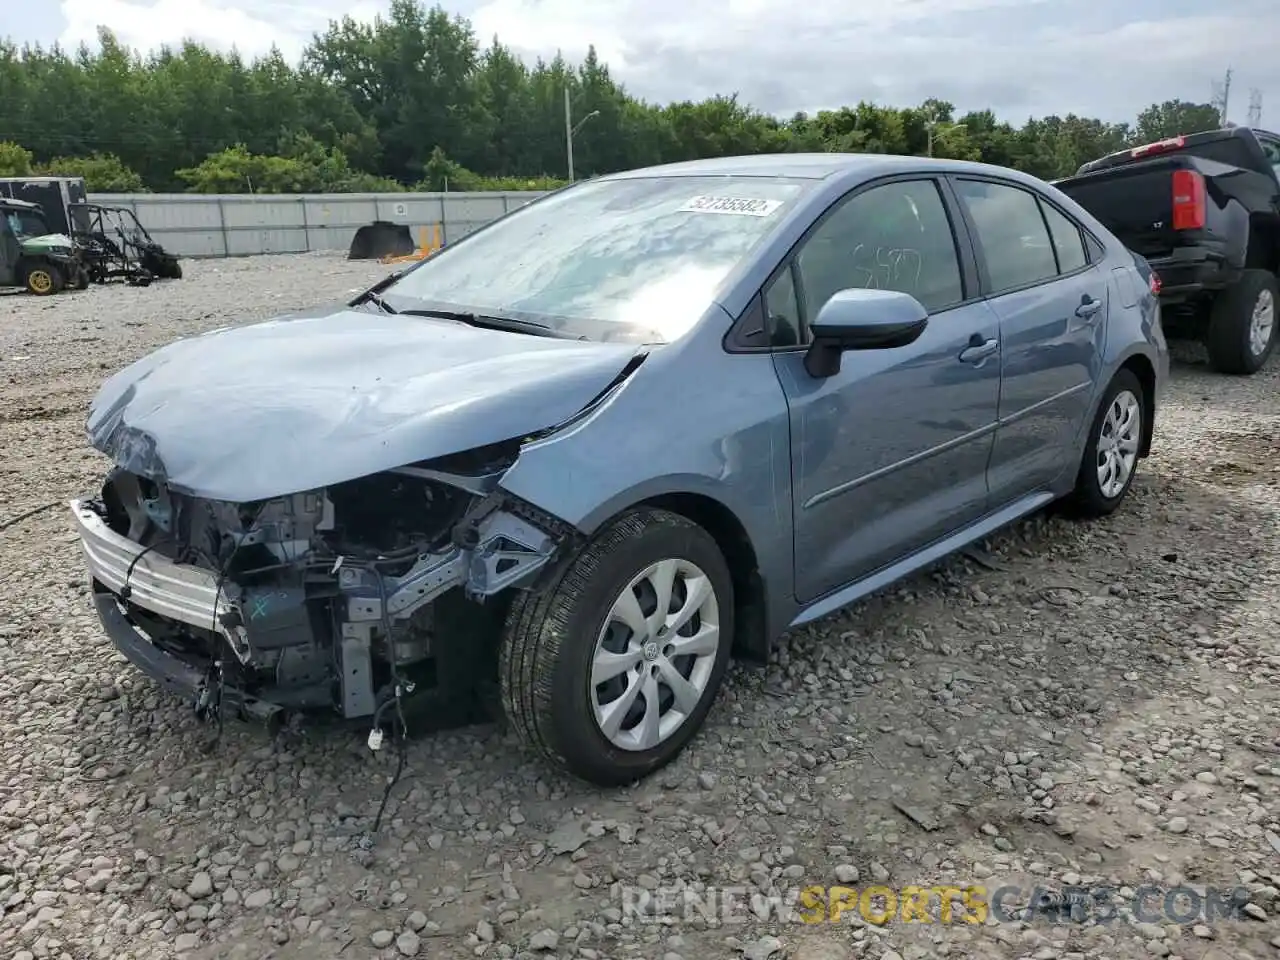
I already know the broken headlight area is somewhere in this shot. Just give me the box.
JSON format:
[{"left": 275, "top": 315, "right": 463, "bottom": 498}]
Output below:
[{"left": 74, "top": 448, "right": 565, "bottom": 727}]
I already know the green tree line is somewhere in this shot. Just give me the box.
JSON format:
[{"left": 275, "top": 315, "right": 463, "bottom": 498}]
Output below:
[{"left": 0, "top": 0, "right": 1227, "bottom": 193}]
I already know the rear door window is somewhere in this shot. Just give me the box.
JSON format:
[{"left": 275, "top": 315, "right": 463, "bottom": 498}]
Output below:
[{"left": 954, "top": 179, "right": 1058, "bottom": 292}]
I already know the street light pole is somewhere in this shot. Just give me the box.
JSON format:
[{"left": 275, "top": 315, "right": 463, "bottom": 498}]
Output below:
[
  {"left": 926, "top": 115, "right": 966, "bottom": 157},
  {"left": 564, "top": 86, "right": 600, "bottom": 182},
  {"left": 564, "top": 85, "right": 575, "bottom": 181}
]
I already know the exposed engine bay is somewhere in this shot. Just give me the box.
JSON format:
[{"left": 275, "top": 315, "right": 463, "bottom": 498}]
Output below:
[{"left": 71, "top": 442, "right": 568, "bottom": 730}]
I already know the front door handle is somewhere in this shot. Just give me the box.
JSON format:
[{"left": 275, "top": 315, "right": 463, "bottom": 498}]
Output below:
[
  {"left": 1075, "top": 296, "right": 1104, "bottom": 320},
  {"left": 959, "top": 335, "right": 999, "bottom": 364}
]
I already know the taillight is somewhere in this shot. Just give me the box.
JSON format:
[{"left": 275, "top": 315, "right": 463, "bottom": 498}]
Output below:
[
  {"left": 1131, "top": 136, "right": 1186, "bottom": 159},
  {"left": 1171, "top": 169, "right": 1206, "bottom": 231},
  {"left": 1149, "top": 272, "right": 1162, "bottom": 295}
]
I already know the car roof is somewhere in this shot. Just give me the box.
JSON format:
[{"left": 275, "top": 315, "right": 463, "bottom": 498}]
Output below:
[{"left": 599, "top": 152, "right": 1054, "bottom": 190}]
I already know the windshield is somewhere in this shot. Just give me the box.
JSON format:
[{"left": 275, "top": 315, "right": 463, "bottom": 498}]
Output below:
[
  {"left": 6, "top": 210, "right": 49, "bottom": 239},
  {"left": 383, "top": 175, "right": 810, "bottom": 343}
]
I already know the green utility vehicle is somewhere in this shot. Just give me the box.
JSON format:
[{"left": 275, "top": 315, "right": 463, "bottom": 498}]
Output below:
[{"left": 0, "top": 197, "right": 89, "bottom": 294}]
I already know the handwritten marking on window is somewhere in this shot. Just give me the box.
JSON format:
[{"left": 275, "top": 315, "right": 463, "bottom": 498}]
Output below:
[{"left": 851, "top": 244, "right": 923, "bottom": 292}]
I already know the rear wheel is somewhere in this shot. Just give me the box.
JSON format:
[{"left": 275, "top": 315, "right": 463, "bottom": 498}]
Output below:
[
  {"left": 1066, "top": 368, "right": 1145, "bottom": 518},
  {"left": 23, "top": 262, "right": 64, "bottom": 296},
  {"left": 1205, "top": 269, "right": 1277, "bottom": 374},
  {"left": 500, "top": 508, "right": 734, "bottom": 786}
]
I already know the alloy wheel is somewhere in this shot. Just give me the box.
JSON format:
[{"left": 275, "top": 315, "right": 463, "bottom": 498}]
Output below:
[
  {"left": 1249, "top": 287, "right": 1275, "bottom": 358},
  {"left": 590, "top": 558, "right": 722, "bottom": 752},
  {"left": 1096, "top": 389, "right": 1141, "bottom": 499}
]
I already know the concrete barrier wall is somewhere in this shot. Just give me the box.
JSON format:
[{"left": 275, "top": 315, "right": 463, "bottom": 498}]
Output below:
[{"left": 87, "top": 191, "right": 553, "bottom": 258}]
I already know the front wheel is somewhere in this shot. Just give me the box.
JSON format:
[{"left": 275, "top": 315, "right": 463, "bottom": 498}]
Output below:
[
  {"left": 500, "top": 508, "right": 734, "bottom": 786},
  {"left": 23, "top": 262, "right": 64, "bottom": 296},
  {"left": 1066, "top": 368, "right": 1145, "bottom": 518}
]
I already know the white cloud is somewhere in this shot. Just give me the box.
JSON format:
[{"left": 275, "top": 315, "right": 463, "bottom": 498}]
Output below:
[
  {"left": 469, "top": 0, "right": 1277, "bottom": 124},
  {"left": 57, "top": 0, "right": 295, "bottom": 59},
  {"left": 54, "top": 0, "right": 384, "bottom": 61},
  {"left": 28, "top": 0, "right": 1280, "bottom": 126},
  {"left": 468, "top": 0, "right": 1046, "bottom": 76}
]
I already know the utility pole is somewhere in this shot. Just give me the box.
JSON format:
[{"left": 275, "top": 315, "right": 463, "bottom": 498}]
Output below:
[
  {"left": 1211, "top": 68, "right": 1233, "bottom": 125},
  {"left": 1248, "top": 88, "right": 1263, "bottom": 128}
]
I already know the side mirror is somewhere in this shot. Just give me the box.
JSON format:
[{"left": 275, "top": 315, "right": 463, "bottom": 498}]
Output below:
[{"left": 804, "top": 288, "right": 929, "bottom": 378}]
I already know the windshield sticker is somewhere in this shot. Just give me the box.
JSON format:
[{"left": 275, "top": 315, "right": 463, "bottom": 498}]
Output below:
[{"left": 678, "top": 195, "right": 784, "bottom": 217}]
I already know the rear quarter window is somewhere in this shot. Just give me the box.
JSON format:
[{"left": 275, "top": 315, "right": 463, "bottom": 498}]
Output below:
[{"left": 1041, "top": 203, "right": 1088, "bottom": 274}]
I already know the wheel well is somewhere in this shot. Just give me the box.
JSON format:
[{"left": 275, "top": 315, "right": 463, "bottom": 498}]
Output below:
[
  {"left": 1245, "top": 216, "right": 1279, "bottom": 274},
  {"left": 1118, "top": 354, "right": 1156, "bottom": 457},
  {"left": 641, "top": 492, "right": 769, "bottom": 664}
]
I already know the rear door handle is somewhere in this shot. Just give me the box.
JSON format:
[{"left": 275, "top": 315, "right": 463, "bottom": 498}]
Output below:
[
  {"left": 1075, "top": 296, "right": 1104, "bottom": 319},
  {"left": 959, "top": 335, "right": 999, "bottom": 364}
]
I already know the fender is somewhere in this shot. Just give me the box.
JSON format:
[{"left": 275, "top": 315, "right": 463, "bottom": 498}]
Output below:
[{"left": 498, "top": 315, "right": 798, "bottom": 642}]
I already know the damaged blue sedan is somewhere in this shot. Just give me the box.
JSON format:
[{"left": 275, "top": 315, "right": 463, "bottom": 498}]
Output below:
[{"left": 70, "top": 154, "right": 1167, "bottom": 786}]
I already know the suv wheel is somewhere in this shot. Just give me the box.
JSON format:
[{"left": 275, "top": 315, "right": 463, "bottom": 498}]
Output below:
[
  {"left": 1205, "top": 268, "right": 1277, "bottom": 374},
  {"left": 499, "top": 507, "right": 733, "bottom": 786}
]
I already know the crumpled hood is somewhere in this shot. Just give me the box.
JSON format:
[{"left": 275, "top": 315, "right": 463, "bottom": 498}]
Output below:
[{"left": 87, "top": 307, "right": 643, "bottom": 502}]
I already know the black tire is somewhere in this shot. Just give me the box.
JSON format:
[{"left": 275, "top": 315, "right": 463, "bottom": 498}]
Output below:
[
  {"left": 499, "top": 507, "right": 734, "bottom": 786},
  {"left": 1204, "top": 268, "right": 1278, "bottom": 374},
  {"left": 144, "top": 253, "right": 182, "bottom": 279},
  {"left": 23, "top": 262, "right": 64, "bottom": 296},
  {"left": 71, "top": 267, "right": 90, "bottom": 290},
  {"left": 1066, "top": 368, "right": 1146, "bottom": 518}
]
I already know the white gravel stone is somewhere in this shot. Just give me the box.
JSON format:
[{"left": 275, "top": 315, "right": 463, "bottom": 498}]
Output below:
[
  {"left": 186, "top": 873, "right": 213, "bottom": 900},
  {"left": 243, "top": 889, "right": 271, "bottom": 908}
]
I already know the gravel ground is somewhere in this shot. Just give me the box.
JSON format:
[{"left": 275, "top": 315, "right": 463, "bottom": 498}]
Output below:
[{"left": 1, "top": 253, "right": 1279, "bottom": 960}]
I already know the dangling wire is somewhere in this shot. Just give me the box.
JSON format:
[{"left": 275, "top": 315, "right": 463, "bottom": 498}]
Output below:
[
  {"left": 368, "top": 563, "right": 413, "bottom": 838},
  {"left": 120, "top": 539, "right": 165, "bottom": 601}
]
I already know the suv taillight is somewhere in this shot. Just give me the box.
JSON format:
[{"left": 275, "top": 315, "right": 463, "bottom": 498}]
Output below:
[
  {"left": 1171, "top": 169, "right": 1206, "bottom": 230},
  {"left": 1149, "top": 272, "right": 1162, "bottom": 295}
]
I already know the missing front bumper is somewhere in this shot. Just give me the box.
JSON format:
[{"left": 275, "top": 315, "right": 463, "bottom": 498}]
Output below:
[
  {"left": 90, "top": 586, "right": 282, "bottom": 723},
  {"left": 69, "top": 493, "right": 562, "bottom": 721}
]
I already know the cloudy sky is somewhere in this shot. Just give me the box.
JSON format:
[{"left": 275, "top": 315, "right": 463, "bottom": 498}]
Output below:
[{"left": 1, "top": 0, "right": 1275, "bottom": 127}]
